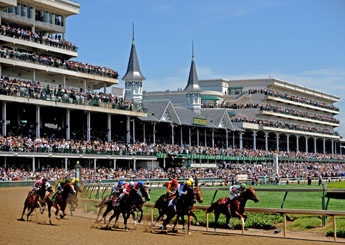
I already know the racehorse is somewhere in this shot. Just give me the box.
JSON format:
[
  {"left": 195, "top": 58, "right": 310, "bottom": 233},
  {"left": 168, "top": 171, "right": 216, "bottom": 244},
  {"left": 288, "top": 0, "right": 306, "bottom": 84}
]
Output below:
[
  {"left": 102, "top": 186, "right": 150, "bottom": 230},
  {"left": 153, "top": 193, "right": 200, "bottom": 227},
  {"left": 20, "top": 191, "right": 40, "bottom": 221},
  {"left": 160, "top": 186, "right": 203, "bottom": 234},
  {"left": 206, "top": 187, "right": 259, "bottom": 234},
  {"left": 46, "top": 182, "right": 75, "bottom": 224},
  {"left": 68, "top": 183, "right": 81, "bottom": 215}
]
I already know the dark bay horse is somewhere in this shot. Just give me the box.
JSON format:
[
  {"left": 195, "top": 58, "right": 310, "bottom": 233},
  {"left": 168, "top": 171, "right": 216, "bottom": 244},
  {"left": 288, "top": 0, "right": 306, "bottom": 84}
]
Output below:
[
  {"left": 206, "top": 187, "right": 259, "bottom": 234},
  {"left": 20, "top": 192, "right": 39, "bottom": 221},
  {"left": 46, "top": 183, "right": 75, "bottom": 224},
  {"left": 103, "top": 186, "right": 150, "bottom": 230},
  {"left": 161, "top": 186, "right": 203, "bottom": 234},
  {"left": 153, "top": 193, "right": 200, "bottom": 227}
]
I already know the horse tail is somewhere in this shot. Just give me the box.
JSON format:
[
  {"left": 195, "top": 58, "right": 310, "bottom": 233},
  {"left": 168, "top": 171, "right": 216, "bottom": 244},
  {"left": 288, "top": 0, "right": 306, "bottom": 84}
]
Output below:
[{"left": 206, "top": 202, "right": 218, "bottom": 213}]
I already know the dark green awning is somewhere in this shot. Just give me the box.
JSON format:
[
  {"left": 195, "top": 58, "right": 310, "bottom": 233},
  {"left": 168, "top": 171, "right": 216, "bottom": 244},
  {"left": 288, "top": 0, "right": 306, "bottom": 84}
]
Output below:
[
  {"left": 228, "top": 86, "right": 243, "bottom": 90},
  {"left": 228, "top": 111, "right": 236, "bottom": 116},
  {"left": 201, "top": 97, "right": 220, "bottom": 100}
]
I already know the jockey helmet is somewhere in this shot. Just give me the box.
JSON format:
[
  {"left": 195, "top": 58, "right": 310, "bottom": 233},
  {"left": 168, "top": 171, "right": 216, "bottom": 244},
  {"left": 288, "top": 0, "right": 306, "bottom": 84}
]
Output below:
[
  {"left": 138, "top": 180, "right": 144, "bottom": 186},
  {"left": 129, "top": 181, "right": 135, "bottom": 187},
  {"left": 186, "top": 180, "right": 192, "bottom": 186},
  {"left": 188, "top": 178, "right": 195, "bottom": 183},
  {"left": 75, "top": 178, "right": 79, "bottom": 182},
  {"left": 240, "top": 183, "right": 247, "bottom": 189},
  {"left": 118, "top": 180, "right": 123, "bottom": 186},
  {"left": 172, "top": 179, "right": 178, "bottom": 185}
]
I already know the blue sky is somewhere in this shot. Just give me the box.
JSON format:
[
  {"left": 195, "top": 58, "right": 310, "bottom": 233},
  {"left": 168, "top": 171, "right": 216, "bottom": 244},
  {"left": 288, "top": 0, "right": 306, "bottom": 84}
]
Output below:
[{"left": 66, "top": 0, "right": 345, "bottom": 136}]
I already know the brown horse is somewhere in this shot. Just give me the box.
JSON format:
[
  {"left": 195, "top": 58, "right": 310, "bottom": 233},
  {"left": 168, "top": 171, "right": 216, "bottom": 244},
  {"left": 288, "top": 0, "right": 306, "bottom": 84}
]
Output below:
[
  {"left": 20, "top": 191, "right": 40, "bottom": 221},
  {"left": 46, "top": 183, "right": 75, "bottom": 224},
  {"left": 206, "top": 187, "right": 259, "bottom": 234},
  {"left": 68, "top": 183, "right": 81, "bottom": 215},
  {"left": 161, "top": 186, "right": 203, "bottom": 234}
]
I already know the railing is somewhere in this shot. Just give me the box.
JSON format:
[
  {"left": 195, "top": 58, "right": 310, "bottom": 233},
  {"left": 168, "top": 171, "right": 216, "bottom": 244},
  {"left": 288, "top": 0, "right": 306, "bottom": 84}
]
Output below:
[{"left": 79, "top": 197, "right": 345, "bottom": 241}]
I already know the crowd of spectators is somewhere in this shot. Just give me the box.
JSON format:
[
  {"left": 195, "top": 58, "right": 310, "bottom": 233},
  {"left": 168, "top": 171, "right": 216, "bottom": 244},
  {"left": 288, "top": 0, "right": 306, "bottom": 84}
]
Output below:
[
  {"left": 0, "top": 136, "right": 344, "bottom": 161},
  {"left": 0, "top": 24, "right": 77, "bottom": 51},
  {"left": 0, "top": 47, "right": 118, "bottom": 79},
  {"left": 1, "top": 161, "right": 345, "bottom": 182},
  {"left": 248, "top": 88, "right": 339, "bottom": 111},
  {"left": 231, "top": 116, "right": 336, "bottom": 136},
  {"left": 0, "top": 78, "right": 142, "bottom": 112},
  {"left": 224, "top": 103, "right": 339, "bottom": 124}
]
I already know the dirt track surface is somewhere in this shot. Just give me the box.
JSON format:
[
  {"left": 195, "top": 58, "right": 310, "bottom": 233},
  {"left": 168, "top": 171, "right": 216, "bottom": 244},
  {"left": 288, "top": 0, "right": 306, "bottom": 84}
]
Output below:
[{"left": 0, "top": 187, "right": 340, "bottom": 245}]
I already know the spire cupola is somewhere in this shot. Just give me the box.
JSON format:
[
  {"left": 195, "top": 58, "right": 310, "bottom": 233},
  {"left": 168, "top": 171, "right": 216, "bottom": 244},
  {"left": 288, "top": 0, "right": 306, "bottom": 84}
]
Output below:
[
  {"left": 123, "top": 23, "right": 145, "bottom": 104},
  {"left": 184, "top": 41, "right": 202, "bottom": 111}
]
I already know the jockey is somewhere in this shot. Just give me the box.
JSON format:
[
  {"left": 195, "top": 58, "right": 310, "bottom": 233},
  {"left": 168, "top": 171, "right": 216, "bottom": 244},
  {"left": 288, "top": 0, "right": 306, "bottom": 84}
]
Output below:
[
  {"left": 134, "top": 180, "right": 144, "bottom": 190},
  {"left": 33, "top": 178, "right": 52, "bottom": 208},
  {"left": 116, "top": 181, "right": 135, "bottom": 206},
  {"left": 229, "top": 183, "right": 247, "bottom": 200},
  {"left": 51, "top": 180, "right": 69, "bottom": 201},
  {"left": 112, "top": 180, "right": 124, "bottom": 195},
  {"left": 169, "top": 180, "right": 192, "bottom": 210},
  {"left": 166, "top": 179, "right": 178, "bottom": 207}
]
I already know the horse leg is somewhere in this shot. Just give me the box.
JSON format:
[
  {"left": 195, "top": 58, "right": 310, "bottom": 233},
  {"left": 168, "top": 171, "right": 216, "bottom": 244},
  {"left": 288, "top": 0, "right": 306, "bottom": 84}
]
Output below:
[
  {"left": 152, "top": 210, "right": 163, "bottom": 227},
  {"left": 20, "top": 205, "right": 27, "bottom": 220},
  {"left": 48, "top": 204, "right": 52, "bottom": 225},
  {"left": 138, "top": 209, "right": 143, "bottom": 223},
  {"left": 225, "top": 213, "right": 233, "bottom": 229},
  {"left": 172, "top": 214, "right": 180, "bottom": 233},
  {"left": 106, "top": 212, "right": 116, "bottom": 229},
  {"left": 191, "top": 211, "right": 199, "bottom": 226},
  {"left": 161, "top": 210, "right": 173, "bottom": 230},
  {"left": 187, "top": 214, "right": 192, "bottom": 235},
  {"left": 214, "top": 211, "right": 220, "bottom": 234},
  {"left": 99, "top": 205, "right": 111, "bottom": 224},
  {"left": 27, "top": 206, "right": 35, "bottom": 221},
  {"left": 113, "top": 212, "right": 120, "bottom": 228},
  {"left": 123, "top": 212, "right": 129, "bottom": 231},
  {"left": 96, "top": 204, "right": 105, "bottom": 223}
]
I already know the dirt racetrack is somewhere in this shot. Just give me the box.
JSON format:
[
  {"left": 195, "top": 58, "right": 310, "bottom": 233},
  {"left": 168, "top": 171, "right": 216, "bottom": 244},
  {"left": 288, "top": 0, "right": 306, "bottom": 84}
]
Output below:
[{"left": 0, "top": 187, "right": 340, "bottom": 245}]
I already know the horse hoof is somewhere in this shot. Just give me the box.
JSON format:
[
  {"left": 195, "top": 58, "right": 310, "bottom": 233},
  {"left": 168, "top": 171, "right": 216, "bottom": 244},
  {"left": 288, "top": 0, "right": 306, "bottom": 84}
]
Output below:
[
  {"left": 196, "top": 221, "right": 200, "bottom": 226},
  {"left": 125, "top": 228, "right": 129, "bottom": 232},
  {"left": 187, "top": 232, "right": 191, "bottom": 235}
]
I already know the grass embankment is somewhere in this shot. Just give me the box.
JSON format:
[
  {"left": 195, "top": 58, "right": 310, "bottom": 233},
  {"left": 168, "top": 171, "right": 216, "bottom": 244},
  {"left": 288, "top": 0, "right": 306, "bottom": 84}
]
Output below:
[{"left": 81, "top": 182, "right": 345, "bottom": 233}]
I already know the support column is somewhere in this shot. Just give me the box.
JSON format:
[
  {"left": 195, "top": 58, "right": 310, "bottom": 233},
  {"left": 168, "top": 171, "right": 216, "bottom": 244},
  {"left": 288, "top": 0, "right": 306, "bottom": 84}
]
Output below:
[
  {"left": 306, "top": 136, "right": 309, "bottom": 153},
  {"left": 180, "top": 127, "right": 183, "bottom": 146},
  {"left": 239, "top": 132, "right": 243, "bottom": 150},
  {"left": 323, "top": 138, "right": 326, "bottom": 154},
  {"left": 171, "top": 124, "right": 174, "bottom": 145},
  {"left": 286, "top": 134, "right": 290, "bottom": 153},
  {"left": 265, "top": 132, "right": 269, "bottom": 151},
  {"left": 335, "top": 141, "right": 337, "bottom": 155},
  {"left": 32, "top": 69, "right": 36, "bottom": 82},
  {"left": 113, "top": 159, "right": 117, "bottom": 170},
  {"left": 163, "top": 158, "right": 166, "bottom": 169},
  {"left": 133, "top": 159, "right": 136, "bottom": 170},
  {"left": 296, "top": 135, "right": 300, "bottom": 152},
  {"left": 212, "top": 129, "right": 215, "bottom": 149},
  {"left": 37, "top": 158, "right": 40, "bottom": 170},
  {"left": 126, "top": 116, "right": 131, "bottom": 144},
  {"left": 226, "top": 130, "right": 229, "bottom": 150},
  {"left": 94, "top": 158, "right": 97, "bottom": 170},
  {"left": 0, "top": 64, "right": 2, "bottom": 79},
  {"left": 275, "top": 133, "right": 280, "bottom": 151},
  {"left": 83, "top": 79, "right": 87, "bottom": 92},
  {"left": 189, "top": 128, "right": 191, "bottom": 146},
  {"left": 143, "top": 123, "right": 146, "bottom": 143},
  {"left": 63, "top": 75, "right": 66, "bottom": 88},
  {"left": 104, "top": 83, "right": 107, "bottom": 93},
  {"left": 4, "top": 156, "right": 6, "bottom": 169},
  {"left": 314, "top": 137, "right": 317, "bottom": 154},
  {"left": 32, "top": 157, "right": 35, "bottom": 171},
  {"left": 86, "top": 111, "right": 91, "bottom": 141},
  {"left": 331, "top": 140, "right": 334, "bottom": 155},
  {"left": 132, "top": 118, "right": 136, "bottom": 143},
  {"left": 153, "top": 123, "right": 156, "bottom": 144},
  {"left": 107, "top": 114, "right": 111, "bottom": 142},
  {"left": 340, "top": 143, "right": 343, "bottom": 155},
  {"left": 36, "top": 105, "right": 40, "bottom": 138},
  {"left": 205, "top": 129, "right": 207, "bottom": 147},
  {"left": 197, "top": 128, "right": 199, "bottom": 146},
  {"left": 232, "top": 132, "right": 235, "bottom": 149},
  {"left": 253, "top": 131, "right": 257, "bottom": 151},
  {"left": 65, "top": 158, "right": 68, "bottom": 170},
  {"left": 66, "top": 109, "right": 70, "bottom": 140},
  {"left": 2, "top": 101, "right": 6, "bottom": 137}
]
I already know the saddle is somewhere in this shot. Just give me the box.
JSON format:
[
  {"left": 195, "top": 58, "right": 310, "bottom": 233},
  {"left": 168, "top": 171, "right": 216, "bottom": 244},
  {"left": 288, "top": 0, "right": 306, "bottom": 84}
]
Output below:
[{"left": 221, "top": 197, "right": 231, "bottom": 206}]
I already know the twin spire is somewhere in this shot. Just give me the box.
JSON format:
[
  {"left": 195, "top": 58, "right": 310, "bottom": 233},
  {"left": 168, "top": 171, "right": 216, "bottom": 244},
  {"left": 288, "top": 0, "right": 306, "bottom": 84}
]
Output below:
[
  {"left": 122, "top": 23, "right": 145, "bottom": 81},
  {"left": 184, "top": 41, "right": 202, "bottom": 92}
]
